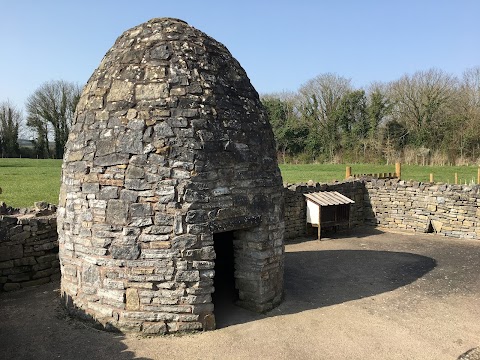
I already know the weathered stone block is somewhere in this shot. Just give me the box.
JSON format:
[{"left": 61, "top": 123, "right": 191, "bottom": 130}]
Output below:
[
  {"left": 142, "top": 321, "right": 167, "bottom": 334},
  {"left": 111, "top": 245, "right": 140, "bottom": 260},
  {"left": 8, "top": 273, "right": 31, "bottom": 282},
  {"left": 82, "top": 183, "right": 100, "bottom": 194},
  {"left": 130, "top": 203, "right": 153, "bottom": 218},
  {"left": 136, "top": 83, "right": 168, "bottom": 100},
  {"left": 106, "top": 200, "right": 129, "bottom": 225},
  {"left": 107, "top": 80, "right": 134, "bottom": 102},
  {"left": 126, "top": 288, "right": 140, "bottom": 310}
]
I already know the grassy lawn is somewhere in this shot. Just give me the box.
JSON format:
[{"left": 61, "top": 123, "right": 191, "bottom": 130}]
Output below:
[
  {"left": 0, "top": 158, "right": 62, "bottom": 208},
  {"left": 279, "top": 163, "right": 480, "bottom": 184},
  {"left": 0, "top": 159, "right": 478, "bottom": 208}
]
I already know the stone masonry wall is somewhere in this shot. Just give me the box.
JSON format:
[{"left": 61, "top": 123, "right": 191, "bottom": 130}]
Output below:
[
  {"left": 0, "top": 205, "right": 59, "bottom": 291},
  {"left": 284, "top": 180, "right": 365, "bottom": 240},
  {"left": 58, "top": 18, "right": 284, "bottom": 334},
  {"left": 364, "top": 178, "right": 480, "bottom": 239},
  {"left": 284, "top": 178, "right": 480, "bottom": 241}
]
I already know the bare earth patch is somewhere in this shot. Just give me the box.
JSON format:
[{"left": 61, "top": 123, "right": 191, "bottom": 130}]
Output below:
[{"left": 1, "top": 228, "right": 479, "bottom": 360}]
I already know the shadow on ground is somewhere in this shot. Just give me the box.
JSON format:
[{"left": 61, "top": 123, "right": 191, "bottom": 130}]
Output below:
[
  {"left": 215, "top": 240, "right": 436, "bottom": 328},
  {"left": 0, "top": 283, "right": 150, "bottom": 360},
  {"left": 282, "top": 249, "right": 436, "bottom": 311},
  {"left": 0, "top": 230, "right": 437, "bottom": 359},
  {"left": 287, "top": 227, "right": 386, "bottom": 245}
]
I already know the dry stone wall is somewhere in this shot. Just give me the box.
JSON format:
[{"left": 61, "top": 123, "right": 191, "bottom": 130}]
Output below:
[
  {"left": 365, "top": 179, "right": 480, "bottom": 239},
  {"left": 0, "top": 203, "right": 59, "bottom": 291},
  {"left": 284, "top": 180, "right": 365, "bottom": 240},
  {"left": 284, "top": 178, "right": 480, "bottom": 241}
]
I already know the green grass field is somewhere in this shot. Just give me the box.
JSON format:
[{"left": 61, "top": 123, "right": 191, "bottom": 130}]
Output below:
[
  {"left": 0, "top": 159, "right": 62, "bottom": 208},
  {"left": 0, "top": 159, "right": 478, "bottom": 208},
  {"left": 279, "top": 163, "right": 480, "bottom": 184}
]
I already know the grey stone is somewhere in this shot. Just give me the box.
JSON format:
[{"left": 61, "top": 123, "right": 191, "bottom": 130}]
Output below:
[
  {"left": 129, "top": 203, "right": 153, "bottom": 218},
  {"left": 154, "top": 213, "right": 174, "bottom": 226},
  {"left": 125, "top": 165, "right": 145, "bottom": 179},
  {"left": 117, "top": 131, "right": 144, "bottom": 154},
  {"left": 93, "top": 153, "right": 129, "bottom": 166},
  {"left": 111, "top": 245, "right": 140, "bottom": 260},
  {"left": 120, "top": 190, "right": 139, "bottom": 202},
  {"left": 82, "top": 183, "right": 100, "bottom": 194},
  {"left": 106, "top": 200, "right": 129, "bottom": 225},
  {"left": 125, "top": 179, "right": 150, "bottom": 191},
  {"left": 99, "top": 187, "right": 119, "bottom": 200},
  {"left": 150, "top": 44, "right": 171, "bottom": 60},
  {"left": 154, "top": 122, "right": 174, "bottom": 137},
  {"left": 171, "top": 234, "right": 198, "bottom": 250},
  {"left": 96, "top": 139, "right": 116, "bottom": 157}
]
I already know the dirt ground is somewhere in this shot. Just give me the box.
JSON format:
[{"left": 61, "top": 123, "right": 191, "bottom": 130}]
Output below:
[{"left": 1, "top": 227, "right": 479, "bottom": 360}]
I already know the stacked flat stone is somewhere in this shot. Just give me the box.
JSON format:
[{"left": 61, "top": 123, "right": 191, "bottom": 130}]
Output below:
[
  {"left": 0, "top": 204, "right": 59, "bottom": 291},
  {"left": 364, "top": 179, "right": 480, "bottom": 238},
  {"left": 283, "top": 181, "right": 365, "bottom": 240},
  {"left": 58, "top": 18, "right": 284, "bottom": 333}
]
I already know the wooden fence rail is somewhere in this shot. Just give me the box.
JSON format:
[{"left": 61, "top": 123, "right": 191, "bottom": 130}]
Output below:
[
  {"left": 346, "top": 163, "right": 401, "bottom": 180},
  {"left": 346, "top": 163, "right": 480, "bottom": 185}
]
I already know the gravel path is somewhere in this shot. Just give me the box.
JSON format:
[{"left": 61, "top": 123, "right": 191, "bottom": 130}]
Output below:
[{"left": 1, "top": 228, "right": 479, "bottom": 359}]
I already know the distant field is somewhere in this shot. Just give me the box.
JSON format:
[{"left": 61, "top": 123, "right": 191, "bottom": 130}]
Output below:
[
  {"left": 0, "top": 159, "right": 478, "bottom": 208},
  {"left": 0, "top": 159, "right": 62, "bottom": 208},
  {"left": 279, "top": 163, "right": 480, "bottom": 184}
]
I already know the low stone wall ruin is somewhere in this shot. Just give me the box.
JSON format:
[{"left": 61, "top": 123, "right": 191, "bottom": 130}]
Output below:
[{"left": 0, "top": 203, "right": 59, "bottom": 291}]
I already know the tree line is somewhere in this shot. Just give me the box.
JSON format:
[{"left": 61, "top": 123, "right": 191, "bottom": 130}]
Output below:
[
  {"left": 0, "top": 80, "right": 80, "bottom": 159},
  {"left": 262, "top": 67, "right": 480, "bottom": 165},
  {"left": 1, "top": 66, "right": 479, "bottom": 164}
]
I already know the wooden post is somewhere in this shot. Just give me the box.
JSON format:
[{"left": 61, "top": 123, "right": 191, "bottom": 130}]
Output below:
[
  {"left": 478, "top": 167, "right": 480, "bottom": 185},
  {"left": 455, "top": 173, "right": 458, "bottom": 185},
  {"left": 345, "top": 166, "right": 351, "bottom": 179},
  {"left": 430, "top": 173, "right": 434, "bottom": 182},
  {"left": 395, "top": 162, "right": 401, "bottom": 179},
  {"left": 318, "top": 205, "right": 322, "bottom": 240}
]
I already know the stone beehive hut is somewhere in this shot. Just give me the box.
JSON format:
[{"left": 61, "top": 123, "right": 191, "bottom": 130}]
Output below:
[{"left": 58, "top": 18, "right": 284, "bottom": 334}]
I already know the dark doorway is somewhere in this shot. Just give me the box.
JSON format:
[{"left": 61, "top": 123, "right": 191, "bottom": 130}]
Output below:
[
  {"left": 426, "top": 220, "right": 434, "bottom": 233},
  {"left": 212, "top": 231, "right": 239, "bottom": 327}
]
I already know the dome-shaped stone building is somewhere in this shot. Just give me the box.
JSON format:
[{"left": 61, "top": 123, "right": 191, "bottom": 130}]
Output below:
[{"left": 58, "top": 18, "right": 284, "bottom": 334}]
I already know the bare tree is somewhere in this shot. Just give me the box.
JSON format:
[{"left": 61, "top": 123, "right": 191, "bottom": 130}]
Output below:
[
  {"left": 297, "top": 73, "right": 352, "bottom": 160},
  {"left": 298, "top": 73, "right": 352, "bottom": 124},
  {"left": 0, "top": 101, "right": 21, "bottom": 157},
  {"left": 461, "top": 66, "right": 480, "bottom": 108},
  {"left": 388, "top": 68, "right": 457, "bottom": 150},
  {"left": 455, "top": 66, "right": 480, "bottom": 159},
  {"left": 26, "top": 80, "right": 81, "bottom": 159}
]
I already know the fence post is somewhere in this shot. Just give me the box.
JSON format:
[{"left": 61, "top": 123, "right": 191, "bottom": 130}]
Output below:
[
  {"left": 455, "top": 173, "right": 458, "bottom": 185},
  {"left": 395, "top": 162, "right": 401, "bottom": 179},
  {"left": 430, "top": 173, "right": 434, "bottom": 183},
  {"left": 346, "top": 166, "right": 351, "bottom": 179}
]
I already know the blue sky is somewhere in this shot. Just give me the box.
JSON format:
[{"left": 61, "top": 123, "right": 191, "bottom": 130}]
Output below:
[{"left": 1, "top": 0, "right": 479, "bottom": 112}]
